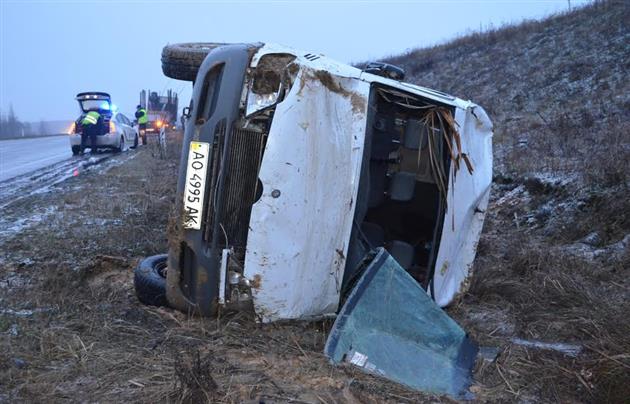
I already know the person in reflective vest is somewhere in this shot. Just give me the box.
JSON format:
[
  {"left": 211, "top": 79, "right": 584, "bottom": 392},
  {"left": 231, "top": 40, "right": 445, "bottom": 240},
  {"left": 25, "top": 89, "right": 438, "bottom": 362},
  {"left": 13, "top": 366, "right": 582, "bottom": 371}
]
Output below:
[
  {"left": 135, "top": 105, "right": 148, "bottom": 145},
  {"left": 80, "top": 110, "right": 101, "bottom": 154}
]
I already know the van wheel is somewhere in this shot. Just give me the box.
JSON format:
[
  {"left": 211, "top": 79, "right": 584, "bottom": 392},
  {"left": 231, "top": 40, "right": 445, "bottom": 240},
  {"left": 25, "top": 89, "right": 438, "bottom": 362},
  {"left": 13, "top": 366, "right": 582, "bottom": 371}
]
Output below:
[
  {"left": 161, "top": 43, "right": 226, "bottom": 81},
  {"left": 72, "top": 146, "right": 80, "bottom": 155},
  {"left": 134, "top": 254, "right": 169, "bottom": 307}
]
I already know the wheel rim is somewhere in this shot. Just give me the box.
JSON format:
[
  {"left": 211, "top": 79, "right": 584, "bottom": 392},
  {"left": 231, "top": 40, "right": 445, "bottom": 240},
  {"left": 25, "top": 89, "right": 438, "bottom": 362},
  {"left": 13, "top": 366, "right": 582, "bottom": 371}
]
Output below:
[{"left": 155, "top": 261, "right": 168, "bottom": 278}]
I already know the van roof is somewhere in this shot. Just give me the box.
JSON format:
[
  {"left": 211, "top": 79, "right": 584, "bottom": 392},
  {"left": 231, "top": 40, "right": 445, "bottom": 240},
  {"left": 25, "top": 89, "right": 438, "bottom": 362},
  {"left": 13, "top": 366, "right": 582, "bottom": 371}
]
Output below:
[{"left": 252, "top": 43, "right": 474, "bottom": 111}]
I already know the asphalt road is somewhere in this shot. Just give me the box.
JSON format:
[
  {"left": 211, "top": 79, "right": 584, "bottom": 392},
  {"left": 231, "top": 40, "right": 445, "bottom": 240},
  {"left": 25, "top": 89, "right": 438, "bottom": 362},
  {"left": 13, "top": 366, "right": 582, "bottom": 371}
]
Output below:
[{"left": 0, "top": 136, "right": 72, "bottom": 182}]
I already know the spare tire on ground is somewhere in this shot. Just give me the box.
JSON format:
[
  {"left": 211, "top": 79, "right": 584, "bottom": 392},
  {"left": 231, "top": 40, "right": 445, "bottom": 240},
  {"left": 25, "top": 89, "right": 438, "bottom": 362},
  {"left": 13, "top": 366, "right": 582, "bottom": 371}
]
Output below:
[
  {"left": 134, "top": 254, "right": 169, "bottom": 307},
  {"left": 161, "top": 43, "right": 226, "bottom": 81}
]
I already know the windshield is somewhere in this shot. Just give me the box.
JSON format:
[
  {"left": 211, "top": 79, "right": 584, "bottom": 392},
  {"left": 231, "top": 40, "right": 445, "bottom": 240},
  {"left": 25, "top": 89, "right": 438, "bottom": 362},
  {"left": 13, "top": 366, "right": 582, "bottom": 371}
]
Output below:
[{"left": 80, "top": 99, "right": 111, "bottom": 112}]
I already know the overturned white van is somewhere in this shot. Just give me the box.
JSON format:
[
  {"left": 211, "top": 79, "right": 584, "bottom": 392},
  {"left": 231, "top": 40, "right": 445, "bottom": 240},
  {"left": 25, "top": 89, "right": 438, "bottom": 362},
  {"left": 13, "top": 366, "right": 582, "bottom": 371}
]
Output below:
[{"left": 134, "top": 42, "right": 493, "bottom": 398}]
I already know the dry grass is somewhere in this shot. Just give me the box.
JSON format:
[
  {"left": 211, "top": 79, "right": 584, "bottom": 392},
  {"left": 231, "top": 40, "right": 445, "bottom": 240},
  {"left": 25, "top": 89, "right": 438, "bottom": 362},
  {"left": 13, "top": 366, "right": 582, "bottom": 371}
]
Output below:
[
  {"left": 0, "top": 134, "right": 444, "bottom": 403},
  {"left": 2, "top": 3, "right": 629, "bottom": 401},
  {"left": 2, "top": 140, "right": 626, "bottom": 402},
  {"left": 449, "top": 183, "right": 630, "bottom": 402}
]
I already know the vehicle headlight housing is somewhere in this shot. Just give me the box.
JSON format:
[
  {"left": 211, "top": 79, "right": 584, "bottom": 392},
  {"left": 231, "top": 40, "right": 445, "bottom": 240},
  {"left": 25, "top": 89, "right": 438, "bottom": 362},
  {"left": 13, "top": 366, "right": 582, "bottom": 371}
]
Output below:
[{"left": 245, "top": 53, "right": 297, "bottom": 116}]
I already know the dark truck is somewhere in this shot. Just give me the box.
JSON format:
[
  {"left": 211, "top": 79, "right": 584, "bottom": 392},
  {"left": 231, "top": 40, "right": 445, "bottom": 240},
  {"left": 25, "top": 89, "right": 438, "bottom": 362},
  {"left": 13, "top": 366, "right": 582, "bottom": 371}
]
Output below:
[{"left": 138, "top": 89, "right": 179, "bottom": 134}]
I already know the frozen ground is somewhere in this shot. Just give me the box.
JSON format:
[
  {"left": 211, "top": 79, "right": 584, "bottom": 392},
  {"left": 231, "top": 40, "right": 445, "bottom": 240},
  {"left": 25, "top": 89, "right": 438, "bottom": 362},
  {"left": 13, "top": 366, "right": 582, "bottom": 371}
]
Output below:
[
  {"left": 0, "top": 150, "right": 132, "bottom": 211},
  {"left": 0, "top": 140, "right": 442, "bottom": 403},
  {"left": 0, "top": 136, "right": 71, "bottom": 182},
  {"left": 1, "top": 3, "right": 628, "bottom": 401},
  {"left": 0, "top": 137, "right": 627, "bottom": 403}
]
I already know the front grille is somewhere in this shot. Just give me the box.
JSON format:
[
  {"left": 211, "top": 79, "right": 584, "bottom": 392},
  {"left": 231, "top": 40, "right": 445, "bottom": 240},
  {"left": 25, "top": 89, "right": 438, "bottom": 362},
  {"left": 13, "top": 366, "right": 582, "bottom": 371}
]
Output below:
[
  {"left": 204, "top": 124, "right": 266, "bottom": 250},
  {"left": 203, "top": 120, "right": 226, "bottom": 242}
]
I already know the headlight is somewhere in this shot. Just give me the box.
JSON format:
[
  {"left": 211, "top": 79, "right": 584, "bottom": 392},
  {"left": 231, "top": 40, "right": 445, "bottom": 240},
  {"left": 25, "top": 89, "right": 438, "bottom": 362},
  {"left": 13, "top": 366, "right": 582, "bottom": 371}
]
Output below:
[
  {"left": 247, "top": 93, "right": 279, "bottom": 115},
  {"left": 245, "top": 53, "right": 296, "bottom": 116}
]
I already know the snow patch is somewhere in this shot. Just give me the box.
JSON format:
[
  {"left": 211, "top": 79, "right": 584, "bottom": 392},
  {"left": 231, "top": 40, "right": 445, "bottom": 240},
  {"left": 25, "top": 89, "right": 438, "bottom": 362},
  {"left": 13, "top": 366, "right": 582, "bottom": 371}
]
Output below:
[{"left": 0, "top": 206, "right": 58, "bottom": 237}]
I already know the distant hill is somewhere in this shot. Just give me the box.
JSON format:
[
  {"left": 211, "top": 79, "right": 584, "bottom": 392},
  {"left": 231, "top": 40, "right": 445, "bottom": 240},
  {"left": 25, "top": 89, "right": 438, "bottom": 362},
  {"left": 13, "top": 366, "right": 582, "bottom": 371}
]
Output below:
[{"left": 382, "top": 1, "right": 629, "bottom": 183}]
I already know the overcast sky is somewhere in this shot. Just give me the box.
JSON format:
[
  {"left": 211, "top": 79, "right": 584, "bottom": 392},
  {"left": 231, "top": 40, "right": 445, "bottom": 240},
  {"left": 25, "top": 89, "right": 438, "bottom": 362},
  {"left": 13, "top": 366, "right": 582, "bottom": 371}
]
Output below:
[{"left": 1, "top": 0, "right": 587, "bottom": 122}]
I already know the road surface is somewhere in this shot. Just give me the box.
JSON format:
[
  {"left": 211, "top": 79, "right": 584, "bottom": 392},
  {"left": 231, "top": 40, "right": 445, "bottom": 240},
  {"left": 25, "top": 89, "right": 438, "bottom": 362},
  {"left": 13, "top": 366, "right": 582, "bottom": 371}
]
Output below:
[{"left": 0, "top": 136, "right": 71, "bottom": 182}]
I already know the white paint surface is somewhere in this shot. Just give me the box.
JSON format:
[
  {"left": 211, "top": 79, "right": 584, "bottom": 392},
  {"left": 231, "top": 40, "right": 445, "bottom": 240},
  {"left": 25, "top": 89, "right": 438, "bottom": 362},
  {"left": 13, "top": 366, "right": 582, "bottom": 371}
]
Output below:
[
  {"left": 244, "top": 66, "right": 370, "bottom": 322},
  {"left": 241, "top": 44, "right": 493, "bottom": 318},
  {"left": 431, "top": 106, "right": 493, "bottom": 306}
]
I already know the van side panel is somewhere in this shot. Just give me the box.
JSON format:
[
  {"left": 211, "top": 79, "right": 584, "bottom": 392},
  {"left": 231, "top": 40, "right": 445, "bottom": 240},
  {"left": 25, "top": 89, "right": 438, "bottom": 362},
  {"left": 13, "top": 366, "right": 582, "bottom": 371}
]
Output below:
[
  {"left": 244, "top": 67, "right": 370, "bottom": 322},
  {"left": 431, "top": 106, "right": 493, "bottom": 306}
]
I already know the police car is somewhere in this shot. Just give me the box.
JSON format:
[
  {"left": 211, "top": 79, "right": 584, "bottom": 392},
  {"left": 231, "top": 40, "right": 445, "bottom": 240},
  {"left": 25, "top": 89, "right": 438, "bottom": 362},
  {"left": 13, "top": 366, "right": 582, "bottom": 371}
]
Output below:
[{"left": 68, "top": 92, "right": 139, "bottom": 155}]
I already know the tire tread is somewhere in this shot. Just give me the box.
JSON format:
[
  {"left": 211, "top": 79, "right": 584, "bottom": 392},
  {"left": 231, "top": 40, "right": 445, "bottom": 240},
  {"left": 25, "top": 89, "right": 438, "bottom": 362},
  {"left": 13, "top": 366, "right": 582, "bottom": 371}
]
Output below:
[
  {"left": 161, "top": 43, "right": 226, "bottom": 81},
  {"left": 134, "top": 254, "right": 168, "bottom": 307}
]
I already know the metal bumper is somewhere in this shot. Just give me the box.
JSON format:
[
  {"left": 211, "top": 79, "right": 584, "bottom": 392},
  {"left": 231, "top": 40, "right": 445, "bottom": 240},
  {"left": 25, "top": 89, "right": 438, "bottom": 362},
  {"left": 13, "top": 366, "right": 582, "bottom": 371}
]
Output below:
[
  {"left": 69, "top": 133, "right": 119, "bottom": 147},
  {"left": 165, "top": 43, "right": 260, "bottom": 316}
]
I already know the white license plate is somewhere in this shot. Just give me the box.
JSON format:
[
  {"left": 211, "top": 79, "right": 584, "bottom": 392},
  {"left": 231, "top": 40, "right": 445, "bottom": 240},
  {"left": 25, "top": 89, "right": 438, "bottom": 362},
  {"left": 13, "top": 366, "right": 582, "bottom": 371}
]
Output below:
[{"left": 183, "top": 141, "right": 210, "bottom": 229}]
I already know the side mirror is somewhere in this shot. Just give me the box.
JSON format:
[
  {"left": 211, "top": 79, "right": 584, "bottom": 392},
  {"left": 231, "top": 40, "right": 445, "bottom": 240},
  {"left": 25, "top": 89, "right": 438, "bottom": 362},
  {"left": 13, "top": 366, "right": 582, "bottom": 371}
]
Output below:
[{"left": 131, "top": 122, "right": 136, "bottom": 127}]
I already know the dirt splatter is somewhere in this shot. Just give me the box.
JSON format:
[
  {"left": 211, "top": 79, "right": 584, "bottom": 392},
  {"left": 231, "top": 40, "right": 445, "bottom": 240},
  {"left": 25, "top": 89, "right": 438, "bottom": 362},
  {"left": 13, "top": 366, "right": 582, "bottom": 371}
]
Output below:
[
  {"left": 251, "top": 274, "right": 262, "bottom": 289},
  {"left": 312, "top": 70, "right": 366, "bottom": 113},
  {"left": 350, "top": 92, "right": 367, "bottom": 114},
  {"left": 314, "top": 70, "right": 350, "bottom": 96}
]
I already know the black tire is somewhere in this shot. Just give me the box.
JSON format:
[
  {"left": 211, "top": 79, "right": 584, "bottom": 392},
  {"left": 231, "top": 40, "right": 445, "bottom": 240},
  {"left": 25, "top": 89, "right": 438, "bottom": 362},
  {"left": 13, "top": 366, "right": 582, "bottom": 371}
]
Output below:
[
  {"left": 72, "top": 146, "right": 80, "bottom": 155},
  {"left": 161, "top": 43, "right": 226, "bottom": 81},
  {"left": 134, "top": 254, "right": 168, "bottom": 307},
  {"left": 131, "top": 134, "right": 138, "bottom": 149},
  {"left": 114, "top": 136, "right": 124, "bottom": 153}
]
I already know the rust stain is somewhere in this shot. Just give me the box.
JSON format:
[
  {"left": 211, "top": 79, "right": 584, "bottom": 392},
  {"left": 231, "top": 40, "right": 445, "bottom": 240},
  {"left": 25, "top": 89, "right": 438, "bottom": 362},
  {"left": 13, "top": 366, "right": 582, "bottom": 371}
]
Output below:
[
  {"left": 350, "top": 93, "right": 366, "bottom": 114},
  {"left": 297, "top": 73, "right": 308, "bottom": 96},
  {"left": 452, "top": 263, "right": 474, "bottom": 303},
  {"left": 251, "top": 274, "right": 262, "bottom": 289},
  {"left": 439, "top": 260, "right": 449, "bottom": 276},
  {"left": 166, "top": 203, "right": 186, "bottom": 255},
  {"left": 287, "top": 62, "right": 300, "bottom": 78},
  {"left": 197, "top": 269, "right": 208, "bottom": 284}
]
